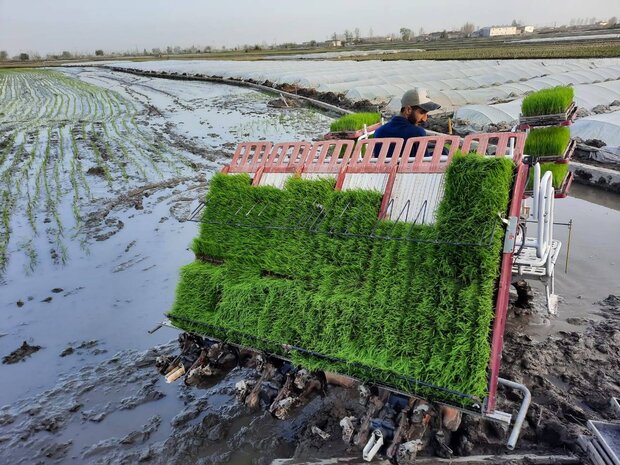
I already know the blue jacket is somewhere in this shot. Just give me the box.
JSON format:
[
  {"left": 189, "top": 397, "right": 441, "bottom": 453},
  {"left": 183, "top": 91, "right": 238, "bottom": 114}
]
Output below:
[{"left": 373, "top": 116, "right": 428, "bottom": 157}]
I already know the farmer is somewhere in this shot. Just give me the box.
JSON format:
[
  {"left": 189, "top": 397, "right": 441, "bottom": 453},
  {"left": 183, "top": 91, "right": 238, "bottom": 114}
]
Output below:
[{"left": 373, "top": 88, "right": 441, "bottom": 157}]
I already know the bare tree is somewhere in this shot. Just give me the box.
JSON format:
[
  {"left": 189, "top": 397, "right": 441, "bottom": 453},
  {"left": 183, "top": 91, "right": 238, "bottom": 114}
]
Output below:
[
  {"left": 0, "top": 50, "right": 7, "bottom": 61},
  {"left": 418, "top": 27, "right": 426, "bottom": 36},
  {"left": 400, "top": 27, "right": 412, "bottom": 41},
  {"left": 344, "top": 29, "right": 353, "bottom": 42},
  {"left": 609, "top": 16, "right": 618, "bottom": 27},
  {"left": 354, "top": 28, "right": 360, "bottom": 41},
  {"left": 368, "top": 27, "right": 374, "bottom": 38},
  {"left": 19, "top": 53, "right": 29, "bottom": 61},
  {"left": 61, "top": 51, "right": 72, "bottom": 58},
  {"left": 461, "top": 22, "right": 476, "bottom": 35}
]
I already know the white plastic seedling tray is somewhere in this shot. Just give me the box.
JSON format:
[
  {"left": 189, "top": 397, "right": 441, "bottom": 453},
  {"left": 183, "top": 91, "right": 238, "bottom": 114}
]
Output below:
[{"left": 588, "top": 420, "right": 620, "bottom": 465}]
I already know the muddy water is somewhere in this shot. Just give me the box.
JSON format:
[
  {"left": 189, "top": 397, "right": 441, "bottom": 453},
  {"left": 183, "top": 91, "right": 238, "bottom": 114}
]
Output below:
[
  {"left": 1, "top": 68, "right": 620, "bottom": 464},
  {"left": 0, "top": 69, "right": 339, "bottom": 464},
  {"left": 510, "top": 183, "right": 620, "bottom": 338}
]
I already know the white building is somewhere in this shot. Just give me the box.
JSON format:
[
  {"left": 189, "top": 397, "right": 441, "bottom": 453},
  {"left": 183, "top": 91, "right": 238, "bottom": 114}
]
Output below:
[
  {"left": 479, "top": 26, "right": 519, "bottom": 37},
  {"left": 522, "top": 25, "right": 535, "bottom": 33}
]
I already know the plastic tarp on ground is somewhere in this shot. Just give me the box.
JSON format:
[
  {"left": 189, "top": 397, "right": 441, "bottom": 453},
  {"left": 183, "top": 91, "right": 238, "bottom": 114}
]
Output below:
[
  {"left": 96, "top": 58, "right": 620, "bottom": 146},
  {"left": 102, "top": 58, "right": 620, "bottom": 107},
  {"left": 454, "top": 83, "right": 620, "bottom": 146},
  {"left": 572, "top": 110, "right": 620, "bottom": 147}
]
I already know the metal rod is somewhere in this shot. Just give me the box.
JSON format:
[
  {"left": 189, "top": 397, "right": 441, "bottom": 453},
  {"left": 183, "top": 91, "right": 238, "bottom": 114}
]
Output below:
[
  {"left": 498, "top": 378, "right": 531, "bottom": 450},
  {"left": 565, "top": 219, "right": 573, "bottom": 274}
]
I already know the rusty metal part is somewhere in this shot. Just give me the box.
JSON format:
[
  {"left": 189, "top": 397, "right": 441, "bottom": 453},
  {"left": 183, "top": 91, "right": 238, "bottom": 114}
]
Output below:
[
  {"left": 269, "top": 373, "right": 296, "bottom": 418},
  {"left": 354, "top": 393, "right": 387, "bottom": 447},
  {"left": 246, "top": 362, "right": 276, "bottom": 410},
  {"left": 234, "top": 379, "right": 255, "bottom": 403},
  {"left": 441, "top": 406, "right": 462, "bottom": 432},
  {"left": 340, "top": 416, "right": 357, "bottom": 444},
  {"left": 396, "top": 439, "right": 425, "bottom": 465},
  {"left": 325, "top": 371, "right": 358, "bottom": 389},
  {"left": 387, "top": 398, "right": 416, "bottom": 458},
  {"left": 358, "top": 385, "right": 371, "bottom": 406}
]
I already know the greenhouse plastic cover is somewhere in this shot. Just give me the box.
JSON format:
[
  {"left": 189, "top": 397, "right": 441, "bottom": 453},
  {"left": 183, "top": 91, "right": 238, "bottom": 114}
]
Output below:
[{"left": 94, "top": 58, "right": 620, "bottom": 146}]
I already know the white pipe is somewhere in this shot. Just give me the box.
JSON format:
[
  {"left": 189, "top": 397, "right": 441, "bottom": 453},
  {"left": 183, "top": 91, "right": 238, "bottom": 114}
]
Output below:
[
  {"left": 498, "top": 378, "right": 531, "bottom": 450},
  {"left": 531, "top": 163, "right": 540, "bottom": 220},
  {"left": 362, "top": 430, "right": 384, "bottom": 461},
  {"left": 535, "top": 172, "right": 552, "bottom": 259},
  {"left": 542, "top": 175, "right": 553, "bottom": 254}
]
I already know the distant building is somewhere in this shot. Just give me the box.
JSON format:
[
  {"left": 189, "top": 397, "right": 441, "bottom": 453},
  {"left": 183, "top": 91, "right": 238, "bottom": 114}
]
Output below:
[
  {"left": 330, "top": 40, "right": 343, "bottom": 47},
  {"left": 522, "top": 25, "right": 535, "bottom": 33},
  {"left": 479, "top": 26, "right": 519, "bottom": 37}
]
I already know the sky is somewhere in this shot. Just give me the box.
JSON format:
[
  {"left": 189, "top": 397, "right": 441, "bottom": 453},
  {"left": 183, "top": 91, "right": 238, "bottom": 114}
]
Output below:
[{"left": 0, "top": 0, "right": 618, "bottom": 56}]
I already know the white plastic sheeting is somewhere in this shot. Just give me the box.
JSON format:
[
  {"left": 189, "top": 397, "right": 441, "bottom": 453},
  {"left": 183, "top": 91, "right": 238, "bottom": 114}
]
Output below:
[
  {"left": 103, "top": 58, "right": 620, "bottom": 107},
  {"left": 97, "top": 58, "right": 620, "bottom": 146},
  {"left": 572, "top": 111, "right": 620, "bottom": 146}
]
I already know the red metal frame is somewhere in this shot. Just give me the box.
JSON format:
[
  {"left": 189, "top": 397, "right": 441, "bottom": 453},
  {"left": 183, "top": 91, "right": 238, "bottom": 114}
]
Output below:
[
  {"left": 304, "top": 139, "right": 356, "bottom": 174},
  {"left": 221, "top": 134, "right": 529, "bottom": 412},
  {"left": 349, "top": 138, "right": 403, "bottom": 172},
  {"left": 461, "top": 132, "right": 526, "bottom": 163},
  {"left": 399, "top": 135, "right": 461, "bottom": 173},
  {"left": 228, "top": 142, "right": 273, "bottom": 174},
  {"left": 485, "top": 161, "right": 528, "bottom": 413},
  {"left": 253, "top": 142, "right": 312, "bottom": 185}
]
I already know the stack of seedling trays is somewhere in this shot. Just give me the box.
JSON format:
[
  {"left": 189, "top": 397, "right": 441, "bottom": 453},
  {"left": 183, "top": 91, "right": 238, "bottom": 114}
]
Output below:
[
  {"left": 520, "top": 86, "right": 576, "bottom": 199},
  {"left": 324, "top": 112, "right": 382, "bottom": 140}
]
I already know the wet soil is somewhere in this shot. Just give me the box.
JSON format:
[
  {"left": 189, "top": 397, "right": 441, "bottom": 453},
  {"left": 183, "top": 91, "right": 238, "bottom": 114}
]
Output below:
[
  {"left": 0, "top": 295, "right": 617, "bottom": 464},
  {"left": 2, "top": 342, "right": 41, "bottom": 365},
  {"left": 1, "top": 69, "right": 619, "bottom": 464}
]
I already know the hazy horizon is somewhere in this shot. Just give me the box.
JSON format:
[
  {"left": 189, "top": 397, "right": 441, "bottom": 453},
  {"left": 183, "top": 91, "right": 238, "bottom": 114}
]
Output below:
[{"left": 1, "top": 0, "right": 618, "bottom": 56}]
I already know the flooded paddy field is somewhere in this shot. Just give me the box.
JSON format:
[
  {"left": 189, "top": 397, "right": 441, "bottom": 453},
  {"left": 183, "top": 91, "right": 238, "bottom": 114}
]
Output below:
[{"left": 0, "top": 67, "right": 619, "bottom": 464}]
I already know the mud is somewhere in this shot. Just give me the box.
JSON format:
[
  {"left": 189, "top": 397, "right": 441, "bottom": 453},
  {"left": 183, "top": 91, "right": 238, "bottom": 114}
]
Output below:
[
  {"left": 2, "top": 68, "right": 620, "bottom": 464},
  {"left": 0, "top": 294, "right": 616, "bottom": 464},
  {"left": 2, "top": 342, "right": 41, "bottom": 365}
]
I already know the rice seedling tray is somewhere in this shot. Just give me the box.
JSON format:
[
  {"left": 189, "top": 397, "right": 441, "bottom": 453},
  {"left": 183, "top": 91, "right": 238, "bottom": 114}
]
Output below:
[
  {"left": 324, "top": 122, "right": 382, "bottom": 140},
  {"left": 528, "top": 138, "right": 576, "bottom": 164},
  {"left": 518, "top": 102, "right": 577, "bottom": 129},
  {"left": 524, "top": 170, "right": 573, "bottom": 199},
  {"left": 325, "top": 112, "right": 382, "bottom": 140},
  {"left": 587, "top": 420, "right": 620, "bottom": 465},
  {"left": 554, "top": 171, "right": 574, "bottom": 199}
]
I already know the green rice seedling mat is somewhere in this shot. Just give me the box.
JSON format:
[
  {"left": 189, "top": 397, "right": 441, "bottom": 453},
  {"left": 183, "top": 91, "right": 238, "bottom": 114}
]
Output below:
[
  {"left": 169, "top": 154, "right": 515, "bottom": 405},
  {"left": 521, "top": 86, "right": 574, "bottom": 118},
  {"left": 527, "top": 162, "right": 570, "bottom": 190},
  {"left": 524, "top": 127, "right": 572, "bottom": 160},
  {"left": 329, "top": 112, "right": 382, "bottom": 132}
]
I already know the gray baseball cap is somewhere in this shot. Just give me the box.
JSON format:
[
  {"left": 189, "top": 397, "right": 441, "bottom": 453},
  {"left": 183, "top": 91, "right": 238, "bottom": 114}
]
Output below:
[{"left": 401, "top": 88, "right": 441, "bottom": 112}]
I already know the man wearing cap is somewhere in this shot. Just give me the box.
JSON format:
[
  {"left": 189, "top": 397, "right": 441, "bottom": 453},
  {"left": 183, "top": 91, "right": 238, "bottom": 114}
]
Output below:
[{"left": 373, "top": 88, "right": 441, "bottom": 157}]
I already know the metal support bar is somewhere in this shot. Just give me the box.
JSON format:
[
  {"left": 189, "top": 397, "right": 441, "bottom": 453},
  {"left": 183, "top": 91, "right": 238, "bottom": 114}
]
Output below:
[{"left": 498, "top": 377, "right": 532, "bottom": 450}]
